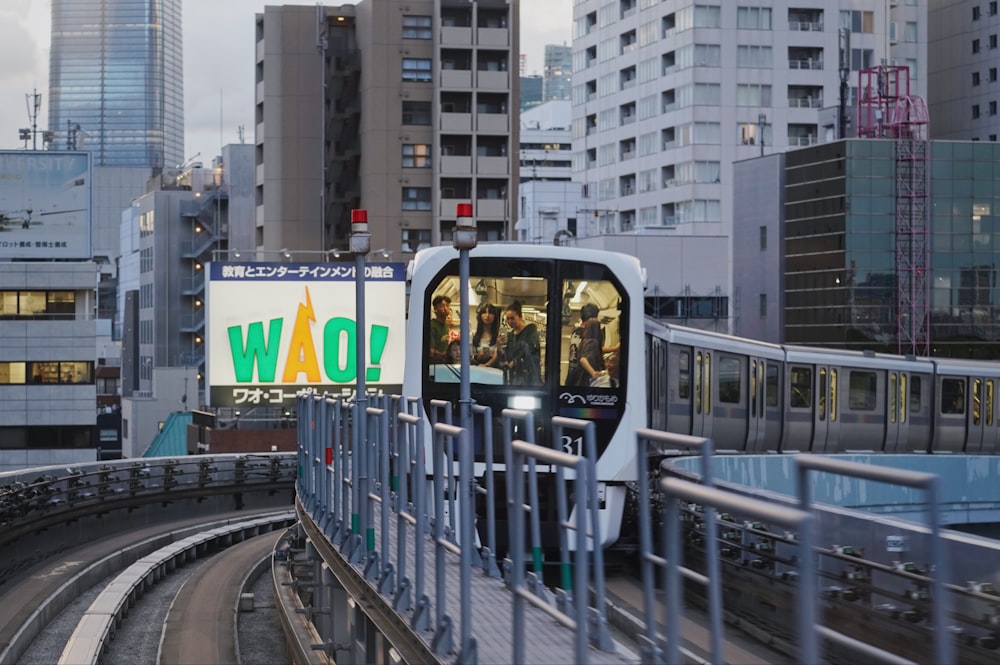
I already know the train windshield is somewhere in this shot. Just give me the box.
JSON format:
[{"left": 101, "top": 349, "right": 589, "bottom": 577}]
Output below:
[{"left": 422, "top": 256, "right": 627, "bottom": 458}]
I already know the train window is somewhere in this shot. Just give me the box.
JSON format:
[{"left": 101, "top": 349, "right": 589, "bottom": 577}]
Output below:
[
  {"left": 890, "top": 374, "right": 897, "bottom": 423},
  {"left": 695, "top": 352, "right": 703, "bottom": 413},
  {"left": 910, "top": 376, "right": 921, "bottom": 415},
  {"left": 560, "top": 280, "right": 623, "bottom": 388},
  {"left": 941, "top": 378, "right": 965, "bottom": 414},
  {"left": 849, "top": 371, "right": 877, "bottom": 411},
  {"left": 818, "top": 368, "right": 827, "bottom": 421},
  {"left": 790, "top": 367, "right": 811, "bottom": 408},
  {"left": 750, "top": 360, "right": 757, "bottom": 417},
  {"left": 830, "top": 369, "right": 837, "bottom": 421},
  {"left": 899, "top": 374, "right": 906, "bottom": 423},
  {"left": 766, "top": 365, "right": 779, "bottom": 406},
  {"left": 973, "top": 378, "right": 982, "bottom": 425},
  {"left": 704, "top": 353, "right": 712, "bottom": 415},
  {"left": 427, "top": 274, "right": 547, "bottom": 386},
  {"left": 988, "top": 381, "right": 995, "bottom": 426},
  {"left": 719, "top": 357, "right": 740, "bottom": 404},
  {"left": 678, "top": 350, "right": 690, "bottom": 399}
]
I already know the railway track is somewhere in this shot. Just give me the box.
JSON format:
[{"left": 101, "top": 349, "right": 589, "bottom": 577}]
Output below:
[{"left": 0, "top": 508, "right": 294, "bottom": 665}]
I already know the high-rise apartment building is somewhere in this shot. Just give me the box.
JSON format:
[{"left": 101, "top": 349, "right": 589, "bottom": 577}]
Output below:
[
  {"left": 254, "top": 1, "right": 519, "bottom": 257},
  {"left": 928, "top": 0, "right": 1000, "bottom": 140},
  {"left": 48, "top": 0, "right": 184, "bottom": 169},
  {"left": 571, "top": 1, "right": 925, "bottom": 293},
  {"left": 543, "top": 44, "right": 573, "bottom": 102}
]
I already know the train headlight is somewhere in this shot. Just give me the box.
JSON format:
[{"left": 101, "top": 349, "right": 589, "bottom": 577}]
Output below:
[{"left": 509, "top": 395, "right": 541, "bottom": 410}]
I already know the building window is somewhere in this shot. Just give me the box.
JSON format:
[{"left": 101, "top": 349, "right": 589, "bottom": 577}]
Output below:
[
  {"left": 759, "top": 225, "right": 767, "bottom": 250},
  {"left": 402, "top": 15, "right": 432, "bottom": 39},
  {"left": 974, "top": 71, "right": 981, "bottom": 86},
  {"left": 992, "top": 1, "right": 999, "bottom": 16},
  {"left": 840, "top": 10, "right": 874, "bottom": 33},
  {"left": 737, "top": 6, "right": 772, "bottom": 30},
  {"left": 0, "top": 290, "right": 76, "bottom": 319},
  {"left": 402, "top": 144, "right": 432, "bottom": 168},
  {"left": 402, "top": 58, "right": 432, "bottom": 82},
  {"left": 992, "top": 34, "right": 998, "bottom": 49},
  {"left": 401, "top": 187, "right": 432, "bottom": 211},
  {"left": 991, "top": 134, "right": 998, "bottom": 141},
  {"left": 974, "top": 104, "right": 981, "bottom": 119},
  {"left": 401, "top": 229, "right": 431, "bottom": 253},
  {"left": 759, "top": 293, "right": 767, "bottom": 318},
  {"left": 974, "top": 39, "right": 981, "bottom": 54},
  {"left": 991, "top": 101, "right": 998, "bottom": 115},
  {"left": 991, "top": 67, "right": 999, "bottom": 81},
  {"left": 402, "top": 101, "right": 432, "bottom": 125},
  {"left": 974, "top": 5, "right": 982, "bottom": 20}
]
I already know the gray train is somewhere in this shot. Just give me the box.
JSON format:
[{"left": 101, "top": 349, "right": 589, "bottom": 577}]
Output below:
[{"left": 647, "top": 320, "right": 1000, "bottom": 455}]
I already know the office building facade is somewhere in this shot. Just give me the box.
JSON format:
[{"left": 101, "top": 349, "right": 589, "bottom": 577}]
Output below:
[
  {"left": 48, "top": 0, "right": 184, "bottom": 169},
  {"left": 543, "top": 44, "right": 573, "bottom": 102},
  {"left": 928, "top": 0, "right": 1000, "bottom": 141},
  {"left": 254, "top": 1, "right": 519, "bottom": 258},
  {"left": 570, "top": 1, "right": 926, "bottom": 306}
]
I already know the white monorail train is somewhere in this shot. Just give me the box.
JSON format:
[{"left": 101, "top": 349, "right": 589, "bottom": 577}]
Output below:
[{"left": 403, "top": 244, "right": 999, "bottom": 553}]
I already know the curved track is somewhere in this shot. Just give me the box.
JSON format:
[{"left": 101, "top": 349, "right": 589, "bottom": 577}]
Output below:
[
  {"left": 159, "top": 531, "right": 283, "bottom": 664},
  {"left": 0, "top": 508, "right": 290, "bottom": 665}
]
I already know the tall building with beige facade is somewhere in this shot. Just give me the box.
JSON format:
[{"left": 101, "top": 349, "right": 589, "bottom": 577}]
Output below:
[{"left": 253, "top": 1, "right": 519, "bottom": 259}]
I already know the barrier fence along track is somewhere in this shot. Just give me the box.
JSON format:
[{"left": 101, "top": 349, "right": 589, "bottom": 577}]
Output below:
[{"left": 295, "top": 391, "right": 957, "bottom": 665}]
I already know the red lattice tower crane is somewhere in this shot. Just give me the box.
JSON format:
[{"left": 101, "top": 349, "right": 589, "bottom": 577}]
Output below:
[{"left": 857, "top": 65, "right": 930, "bottom": 356}]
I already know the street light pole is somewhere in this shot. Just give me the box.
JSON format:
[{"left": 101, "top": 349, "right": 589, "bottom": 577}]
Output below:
[
  {"left": 350, "top": 208, "right": 372, "bottom": 558},
  {"left": 454, "top": 203, "right": 478, "bottom": 435}
]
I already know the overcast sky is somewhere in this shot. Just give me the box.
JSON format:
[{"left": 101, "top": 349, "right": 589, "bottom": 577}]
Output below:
[{"left": 0, "top": 0, "right": 571, "bottom": 163}]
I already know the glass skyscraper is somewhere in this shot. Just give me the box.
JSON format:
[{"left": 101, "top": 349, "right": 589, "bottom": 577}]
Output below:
[{"left": 48, "top": 0, "right": 184, "bottom": 169}]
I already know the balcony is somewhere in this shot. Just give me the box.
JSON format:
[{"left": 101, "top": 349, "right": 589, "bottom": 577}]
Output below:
[
  {"left": 477, "top": 27, "right": 509, "bottom": 46},
  {"left": 441, "top": 112, "right": 472, "bottom": 131},
  {"left": 789, "top": 58, "right": 823, "bottom": 70},
  {"left": 441, "top": 155, "right": 472, "bottom": 174},
  {"left": 477, "top": 70, "right": 508, "bottom": 90},
  {"left": 476, "top": 113, "right": 508, "bottom": 132},
  {"left": 788, "top": 135, "right": 818, "bottom": 146},
  {"left": 441, "top": 69, "right": 472, "bottom": 88},
  {"left": 476, "top": 156, "right": 508, "bottom": 175},
  {"left": 789, "top": 20, "right": 823, "bottom": 31},
  {"left": 476, "top": 199, "right": 507, "bottom": 218},
  {"left": 788, "top": 96, "right": 822, "bottom": 108},
  {"left": 441, "top": 26, "right": 472, "bottom": 45}
]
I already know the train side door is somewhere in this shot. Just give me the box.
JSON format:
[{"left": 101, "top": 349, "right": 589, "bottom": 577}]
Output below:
[
  {"left": 783, "top": 364, "right": 816, "bottom": 452},
  {"left": 884, "top": 371, "right": 908, "bottom": 452},
  {"left": 691, "top": 348, "right": 713, "bottom": 439},
  {"left": 747, "top": 358, "right": 780, "bottom": 451},
  {"left": 761, "top": 361, "right": 783, "bottom": 451},
  {"left": 816, "top": 366, "right": 839, "bottom": 453},
  {"left": 964, "top": 376, "right": 996, "bottom": 453},
  {"left": 936, "top": 376, "right": 968, "bottom": 453},
  {"left": 666, "top": 344, "right": 693, "bottom": 436}
]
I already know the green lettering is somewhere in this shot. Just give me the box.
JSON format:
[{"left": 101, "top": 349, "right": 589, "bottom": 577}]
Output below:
[
  {"left": 323, "top": 317, "right": 356, "bottom": 382},
  {"left": 228, "top": 319, "right": 283, "bottom": 382}
]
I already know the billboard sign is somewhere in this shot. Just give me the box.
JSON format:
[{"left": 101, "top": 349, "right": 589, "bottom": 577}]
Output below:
[
  {"left": 206, "top": 261, "right": 407, "bottom": 407},
  {"left": 0, "top": 151, "right": 91, "bottom": 259}
]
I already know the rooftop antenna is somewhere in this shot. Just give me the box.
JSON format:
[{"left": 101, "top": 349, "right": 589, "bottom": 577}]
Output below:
[{"left": 20, "top": 89, "right": 42, "bottom": 150}]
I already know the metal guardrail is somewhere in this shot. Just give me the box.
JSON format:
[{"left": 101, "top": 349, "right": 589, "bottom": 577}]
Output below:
[
  {"left": 796, "top": 455, "right": 954, "bottom": 665},
  {"left": 659, "top": 478, "right": 818, "bottom": 665},
  {"left": 295, "top": 392, "right": 624, "bottom": 665}
]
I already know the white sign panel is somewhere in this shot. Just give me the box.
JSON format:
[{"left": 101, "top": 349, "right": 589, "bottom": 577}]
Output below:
[
  {"left": 0, "top": 151, "right": 91, "bottom": 259},
  {"left": 886, "top": 535, "right": 905, "bottom": 552},
  {"left": 206, "top": 261, "right": 406, "bottom": 407}
]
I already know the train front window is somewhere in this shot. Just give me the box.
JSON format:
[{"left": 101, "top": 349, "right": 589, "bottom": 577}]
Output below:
[
  {"left": 426, "top": 273, "right": 548, "bottom": 387},
  {"left": 561, "top": 279, "right": 623, "bottom": 388}
]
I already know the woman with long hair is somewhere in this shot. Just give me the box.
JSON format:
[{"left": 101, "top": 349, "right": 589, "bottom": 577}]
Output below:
[{"left": 472, "top": 304, "right": 501, "bottom": 366}]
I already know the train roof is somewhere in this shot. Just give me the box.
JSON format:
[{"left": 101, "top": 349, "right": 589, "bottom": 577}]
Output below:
[
  {"left": 782, "top": 344, "right": 932, "bottom": 372},
  {"left": 646, "top": 320, "right": 786, "bottom": 359},
  {"left": 929, "top": 356, "right": 1000, "bottom": 377},
  {"left": 407, "top": 243, "right": 645, "bottom": 287}
]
